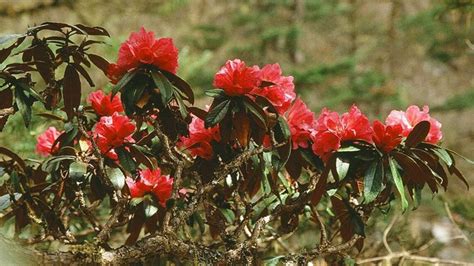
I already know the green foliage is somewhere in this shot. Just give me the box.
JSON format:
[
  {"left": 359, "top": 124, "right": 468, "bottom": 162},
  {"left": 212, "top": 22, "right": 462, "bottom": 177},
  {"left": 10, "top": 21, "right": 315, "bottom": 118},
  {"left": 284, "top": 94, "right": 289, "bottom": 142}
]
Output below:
[
  {"left": 433, "top": 88, "right": 474, "bottom": 111},
  {"left": 400, "top": 0, "right": 473, "bottom": 63}
]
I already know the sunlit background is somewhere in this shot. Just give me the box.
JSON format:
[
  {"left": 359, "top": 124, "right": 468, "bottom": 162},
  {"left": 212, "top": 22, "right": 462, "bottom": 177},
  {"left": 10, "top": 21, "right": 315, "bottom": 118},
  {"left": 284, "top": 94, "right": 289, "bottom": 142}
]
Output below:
[{"left": 0, "top": 0, "right": 473, "bottom": 263}]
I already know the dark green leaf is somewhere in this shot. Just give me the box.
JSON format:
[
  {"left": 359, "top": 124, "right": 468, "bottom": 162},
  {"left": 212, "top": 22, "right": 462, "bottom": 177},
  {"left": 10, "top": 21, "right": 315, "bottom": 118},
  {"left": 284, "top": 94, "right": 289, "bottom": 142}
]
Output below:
[
  {"left": 14, "top": 86, "right": 32, "bottom": 127},
  {"left": 116, "top": 146, "right": 136, "bottom": 173},
  {"left": 405, "top": 121, "right": 430, "bottom": 148},
  {"left": 41, "top": 155, "right": 76, "bottom": 173},
  {"left": 10, "top": 171, "right": 20, "bottom": 191},
  {"left": 174, "top": 93, "right": 188, "bottom": 119},
  {"left": 87, "top": 54, "right": 109, "bottom": 75},
  {"left": 205, "top": 99, "right": 231, "bottom": 127},
  {"left": 112, "top": 70, "right": 136, "bottom": 97},
  {"left": 160, "top": 70, "right": 194, "bottom": 104},
  {"left": 63, "top": 64, "right": 81, "bottom": 119},
  {"left": 277, "top": 116, "right": 291, "bottom": 140},
  {"left": 364, "top": 161, "right": 383, "bottom": 203},
  {"left": 121, "top": 78, "right": 146, "bottom": 116},
  {"left": 243, "top": 97, "right": 267, "bottom": 129},
  {"left": 151, "top": 71, "right": 174, "bottom": 105}
]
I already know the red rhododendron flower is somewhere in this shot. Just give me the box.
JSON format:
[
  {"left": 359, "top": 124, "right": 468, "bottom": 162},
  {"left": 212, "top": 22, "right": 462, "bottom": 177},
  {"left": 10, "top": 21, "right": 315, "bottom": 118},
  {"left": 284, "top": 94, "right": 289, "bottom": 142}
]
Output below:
[
  {"left": 88, "top": 90, "right": 124, "bottom": 116},
  {"left": 385, "top": 105, "right": 442, "bottom": 144},
  {"left": 36, "top": 127, "right": 63, "bottom": 157},
  {"left": 178, "top": 113, "right": 220, "bottom": 160},
  {"left": 126, "top": 168, "right": 173, "bottom": 207},
  {"left": 213, "top": 59, "right": 261, "bottom": 96},
  {"left": 312, "top": 105, "right": 372, "bottom": 160},
  {"left": 285, "top": 98, "right": 316, "bottom": 149},
  {"left": 93, "top": 112, "right": 136, "bottom": 160},
  {"left": 251, "top": 63, "right": 296, "bottom": 114},
  {"left": 107, "top": 27, "right": 178, "bottom": 83},
  {"left": 372, "top": 120, "right": 403, "bottom": 152}
]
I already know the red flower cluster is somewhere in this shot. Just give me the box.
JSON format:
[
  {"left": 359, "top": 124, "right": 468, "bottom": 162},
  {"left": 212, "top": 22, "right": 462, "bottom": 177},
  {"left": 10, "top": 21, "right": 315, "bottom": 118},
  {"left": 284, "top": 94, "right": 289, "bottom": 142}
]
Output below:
[
  {"left": 93, "top": 113, "right": 136, "bottom": 160},
  {"left": 107, "top": 27, "right": 178, "bottom": 83},
  {"left": 213, "top": 60, "right": 296, "bottom": 114},
  {"left": 385, "top": 105, "right": 442, "bottom": 144},
  {"left": 213, "top": 59, "right": 261, "bottom": 96},
  {"left": 126, "top": 168, "right": 173, "bottom": 207},
  {"left": 36, "top": 127, "right": 63, "bottom": 157},
  {"left": 372, "top": 120, "right": 403, "bottom": 152},
  {"left": 312, "top": 105, "right": 373, "bottom": 160},
  {"left": 88, "top": 90, "right": 124, "bottom": 116},
  {"left": 285, "top": 98, "right": 316, "bottom": 149},
  {"left": 251, "top": 63, "right": 296, "bottom": 114},
  {"left": 178, "top": 113, "right": 221, "bottom": 160}
]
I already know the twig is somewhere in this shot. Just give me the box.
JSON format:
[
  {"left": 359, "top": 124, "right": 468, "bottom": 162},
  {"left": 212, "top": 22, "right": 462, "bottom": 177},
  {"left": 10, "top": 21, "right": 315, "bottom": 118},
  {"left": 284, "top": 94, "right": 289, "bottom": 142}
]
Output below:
[
  {"left": 444, "top": 202, "right": 472, "bottom": 248},
  {"left": 311, "top": 206, "right": 328, "bottom": 245},
  {"left": 95, "top": 198, "right": 127, "bottom": 244},
  {"left": 383, "top": 214, "right": 399, "bottom": 254},
  {"left": 0, "top": 107, "right": 14, "bottom": 118}
]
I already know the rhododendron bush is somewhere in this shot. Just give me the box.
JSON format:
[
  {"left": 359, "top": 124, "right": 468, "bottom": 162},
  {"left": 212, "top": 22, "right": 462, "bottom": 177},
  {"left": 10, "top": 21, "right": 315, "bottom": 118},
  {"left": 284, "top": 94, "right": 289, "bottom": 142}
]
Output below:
[{"left": 0, "top": 23, "right": 470, "bottom": 264}]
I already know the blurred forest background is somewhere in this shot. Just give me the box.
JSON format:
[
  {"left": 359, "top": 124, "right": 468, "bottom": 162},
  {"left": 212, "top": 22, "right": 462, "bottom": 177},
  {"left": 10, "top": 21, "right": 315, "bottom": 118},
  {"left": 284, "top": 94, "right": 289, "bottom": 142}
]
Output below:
[{"left": 0, "top": 0, "right": 473, "bottom": 263}]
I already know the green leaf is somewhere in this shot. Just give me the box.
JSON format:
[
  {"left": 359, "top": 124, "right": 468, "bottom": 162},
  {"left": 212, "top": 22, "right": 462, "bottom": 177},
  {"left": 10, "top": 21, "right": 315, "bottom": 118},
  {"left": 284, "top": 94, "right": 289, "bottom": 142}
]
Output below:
[
  {"left": 337, "top": 146, "right": 360, "bottom": 153},
  {"left": 107, "top": 167, "right": 125, "bottom": 190},
  {"left": 364, "top": 161, "right": 383, "bottom": 203},
  {"left": 389, "top": 157, "right": 408, "bottom": 211},
  {"left": 10, "top": 171, "right": 20, "bottom": 191},
  {"left": 116, "top": 146, "right": 136, "bottom": 173},
  {"left": 204, "top": 89, "right": 225, "bottom": 97},
  {"left": 130, "top": 197, "right": 144, "bottom": 206},
  {"left": 174, "top": 93, "right": 188, "bottom": 119},
  {"left": 112, "top": 70, "right": 136, "bottom": 96},
  {"left": 205, "top": 99, "right": 231, "bottom": 127},
  {"left": 62, "top": 125, "right": 79, "bottom": 146},
  {"left": 69, "top": 162, "right": 88, "bottom": 179},
  {"left": 144, "top": 203, "right": 158, "bottom": 218},
  {"left": 219, "top": 208, "right": 235, "bottom": 223},
  {"left": 412, "top": 186, "right": 422, "bottom": 210},
  {"left": 433, "top": 148, "right": 453, "bottom": 167},
  {"left": 343, "top": 257, "right": 356, "bottom": 266},
  {"left": 261, "top": 173, "right": 271, "bottom": 195},
  {"left": 264, "top": 256, "right": 285, "bottom": 266},
  {"left": 336, "top": 158, "right": 350, "bottom": 179},
  {"left": 0, "top": 34, "right": 23, "bottom": 45},
  {"left": 0, "top": 193, "right": 21, "bottom": 212},
  {"left": 151, "top": 71, "right": 174, "bottom": 105}
]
